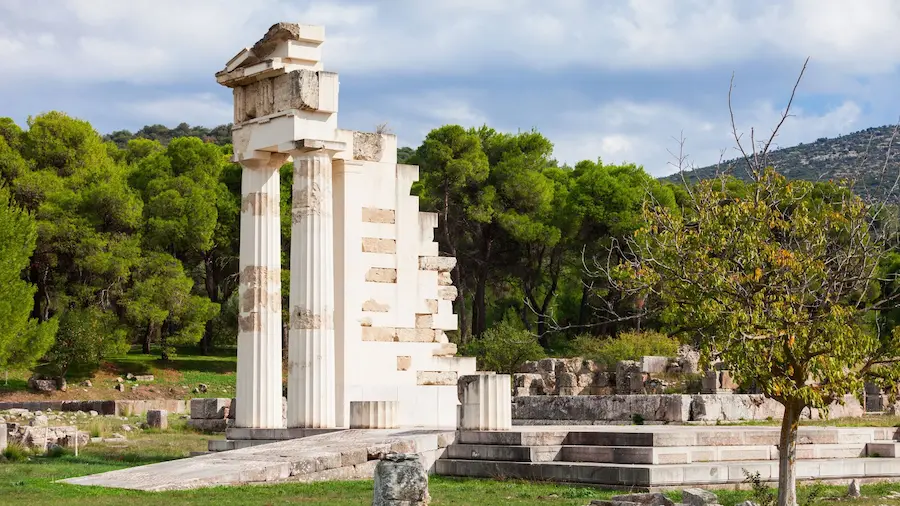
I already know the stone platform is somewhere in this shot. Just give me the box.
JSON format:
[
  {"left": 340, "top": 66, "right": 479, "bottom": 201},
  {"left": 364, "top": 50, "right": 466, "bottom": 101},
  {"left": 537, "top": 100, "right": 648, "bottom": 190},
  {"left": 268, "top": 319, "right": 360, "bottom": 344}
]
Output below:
[
  {"left": 61, "top": 428, "right": 453, "bottom": 491},
  {"left": 435, "top": 425, "right": 900, "bottom": 490}
]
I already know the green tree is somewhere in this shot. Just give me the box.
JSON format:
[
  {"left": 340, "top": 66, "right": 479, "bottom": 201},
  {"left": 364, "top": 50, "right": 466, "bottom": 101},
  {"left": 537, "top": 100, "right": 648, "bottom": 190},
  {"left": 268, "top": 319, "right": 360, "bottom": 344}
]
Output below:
[
  {"left": 123, "top": 252, "right": 218, "bottom": 359},
  {"left": 0, "top": 186, "right": 57, "bottom": 371},
  {"left": 617, "top": 168, "right": 900, "bottom": 505},
  {"left": 413, "top": 125, "right": 489, "bottom": 341},
  {"left": 44, "top": 307, "right": 127, "bottom": 378},
  {"left": 570, "top": 160, "right": 676, "bottom": 335}
]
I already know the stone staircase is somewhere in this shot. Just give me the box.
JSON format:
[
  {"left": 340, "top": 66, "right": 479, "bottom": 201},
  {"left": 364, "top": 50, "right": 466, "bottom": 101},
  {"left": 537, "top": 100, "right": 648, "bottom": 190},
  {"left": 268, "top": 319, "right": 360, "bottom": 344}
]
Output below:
[{"left": 435, "top": 426, "right": 900, "bottom": 489}]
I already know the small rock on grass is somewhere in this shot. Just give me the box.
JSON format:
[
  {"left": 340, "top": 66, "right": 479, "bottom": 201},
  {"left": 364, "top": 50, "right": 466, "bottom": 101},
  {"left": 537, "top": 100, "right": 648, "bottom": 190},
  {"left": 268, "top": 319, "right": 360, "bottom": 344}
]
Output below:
[{"left": 849, "top": 479, "right": 861, "bottom": 498}]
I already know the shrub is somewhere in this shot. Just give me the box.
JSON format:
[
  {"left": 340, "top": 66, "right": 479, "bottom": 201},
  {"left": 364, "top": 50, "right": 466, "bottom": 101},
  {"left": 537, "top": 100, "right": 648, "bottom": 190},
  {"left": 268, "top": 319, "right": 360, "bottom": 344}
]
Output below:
[
  {"left": 460, "top": 321, "right": 545, "bottom": 374},
  {"left": 571, "top": 330, "right": 679, "bottom": 370},
  {"left": 43, "top": 307, "right": 130, "bottom": 378},
  {"left": 2, "top": 443, "right": 30, "bottom": 462}
]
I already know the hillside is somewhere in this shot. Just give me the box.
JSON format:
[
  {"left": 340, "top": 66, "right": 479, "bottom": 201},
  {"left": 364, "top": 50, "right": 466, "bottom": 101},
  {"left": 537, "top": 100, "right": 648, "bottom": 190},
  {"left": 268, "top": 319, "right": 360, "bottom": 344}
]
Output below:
[{"left": 665, "top": 125, "right": 900, "bottom": 198}]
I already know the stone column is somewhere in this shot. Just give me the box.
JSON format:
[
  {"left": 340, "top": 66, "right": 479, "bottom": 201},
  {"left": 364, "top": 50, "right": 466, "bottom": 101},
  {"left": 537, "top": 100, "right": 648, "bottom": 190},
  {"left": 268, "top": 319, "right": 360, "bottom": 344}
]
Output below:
[
  {"left": 235, "top": 153, "right": 288, "bottom": 429},
  {"left": 458, "top": 374, "right": 512, "bottom": 431},
  {"left": 287, "top": 149, "right": 337, "bottom": 428}
]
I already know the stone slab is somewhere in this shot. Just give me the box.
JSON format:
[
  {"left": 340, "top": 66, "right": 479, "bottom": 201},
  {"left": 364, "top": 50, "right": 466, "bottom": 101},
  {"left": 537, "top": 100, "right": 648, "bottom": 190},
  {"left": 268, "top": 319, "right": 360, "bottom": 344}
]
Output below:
[{"left": 61, "top": 428, "right": 454, "bottom": 491}]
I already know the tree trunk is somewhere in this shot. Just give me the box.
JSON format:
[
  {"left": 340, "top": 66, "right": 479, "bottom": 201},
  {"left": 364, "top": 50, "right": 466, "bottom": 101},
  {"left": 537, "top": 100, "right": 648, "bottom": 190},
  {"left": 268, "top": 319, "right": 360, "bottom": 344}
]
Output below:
[
  {"left": 143, "top": 322, "right": 153, "bottom": 354},
  {"left": 473, "top": 274, "right": 487, "bottom": 337},
  {"left": 777, "top": 400, "right": 802, "bottom": 506},
  {"left": 201, "top": 256, "right": 218, "bottom": 355},
  {"left": 160, "top": 320, "right": 170, "bottom": 361},
  {"left": 577, "top": 281, "right": 591, "bottom": 329}
]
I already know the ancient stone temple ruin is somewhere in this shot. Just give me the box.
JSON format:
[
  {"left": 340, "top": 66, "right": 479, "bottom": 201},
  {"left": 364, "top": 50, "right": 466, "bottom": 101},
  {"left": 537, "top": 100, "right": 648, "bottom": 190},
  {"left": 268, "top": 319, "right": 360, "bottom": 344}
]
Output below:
[{"left": 216, "top": 23, "right": 474, "bottom": 429}]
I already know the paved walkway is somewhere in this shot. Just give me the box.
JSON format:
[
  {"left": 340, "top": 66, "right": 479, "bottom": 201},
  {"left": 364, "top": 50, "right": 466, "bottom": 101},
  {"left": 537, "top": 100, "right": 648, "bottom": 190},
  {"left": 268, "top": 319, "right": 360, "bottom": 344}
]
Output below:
[{"left": 60, "top": 428, "right": 453, "bottom": 491}]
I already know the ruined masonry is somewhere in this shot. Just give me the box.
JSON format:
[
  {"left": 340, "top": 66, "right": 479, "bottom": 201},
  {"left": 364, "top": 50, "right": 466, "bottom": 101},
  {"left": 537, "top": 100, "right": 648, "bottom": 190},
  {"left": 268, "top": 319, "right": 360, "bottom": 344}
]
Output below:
[{"left": 217, "top": 23, "right": 475, "bottom": 429}]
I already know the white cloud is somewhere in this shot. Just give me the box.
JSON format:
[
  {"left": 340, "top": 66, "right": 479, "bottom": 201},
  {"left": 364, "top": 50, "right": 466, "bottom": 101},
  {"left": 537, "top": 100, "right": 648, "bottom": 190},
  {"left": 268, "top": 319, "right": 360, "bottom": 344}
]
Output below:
[
  {"left": 549, "top": 98, "right": 863, "bottom": 176},
  {"left": 3, "top": 0, "right": 900, "bottom": 84},
  {"left": 121, "top": 93, "right": 233, "bottom": 127}
]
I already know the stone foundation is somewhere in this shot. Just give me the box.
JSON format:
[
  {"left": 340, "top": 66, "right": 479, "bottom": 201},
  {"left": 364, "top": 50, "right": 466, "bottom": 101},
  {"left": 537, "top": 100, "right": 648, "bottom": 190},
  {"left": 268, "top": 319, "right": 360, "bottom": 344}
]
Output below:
[
  {"left": 513, "top": 394, "right": 865, "bottom": 424},
  {"left": 0, "top": 399, "right": 186, "bottom": 416}
]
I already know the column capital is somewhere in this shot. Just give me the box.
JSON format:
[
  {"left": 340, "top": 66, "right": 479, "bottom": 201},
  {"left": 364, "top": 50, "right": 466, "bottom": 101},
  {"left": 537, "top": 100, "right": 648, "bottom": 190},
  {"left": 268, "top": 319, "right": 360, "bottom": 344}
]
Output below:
[
  {"left": 278, "top": 138, "right": 347, "bottom": 156},
  {"left": 234, "top": 150, "right": 290, "bottom": 170}
]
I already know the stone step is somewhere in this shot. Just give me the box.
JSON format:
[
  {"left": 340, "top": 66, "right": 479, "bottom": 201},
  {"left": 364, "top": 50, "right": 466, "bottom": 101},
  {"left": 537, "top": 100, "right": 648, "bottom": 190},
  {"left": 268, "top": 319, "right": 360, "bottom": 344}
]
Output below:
[
  {"left": 446, "top": 442, "right": 872, "bottom": 464},
  {"left": 435, "top": 456, "right": 900, "bottom": 488},
  {"left": 457, "top": 427, "right": 892, "bottom": 448},
  {"left": 867, "top": 442, "right": 900, "bottom": 457}
]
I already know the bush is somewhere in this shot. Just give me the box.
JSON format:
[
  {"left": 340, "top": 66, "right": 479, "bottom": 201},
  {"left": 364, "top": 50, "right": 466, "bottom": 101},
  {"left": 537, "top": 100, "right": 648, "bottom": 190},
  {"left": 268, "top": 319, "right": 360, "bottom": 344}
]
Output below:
[
  {"left": 460, "top": 321, "right": 545, "bottom": 374},
  {"left": 571, "top": 330, "right": 679, "bottom": 370},
  {"left": 43, "top": 307, "right": 130, "bottom": 378},
  {"left": 2, "top": 443, "right": 30, "bottom": 462}
]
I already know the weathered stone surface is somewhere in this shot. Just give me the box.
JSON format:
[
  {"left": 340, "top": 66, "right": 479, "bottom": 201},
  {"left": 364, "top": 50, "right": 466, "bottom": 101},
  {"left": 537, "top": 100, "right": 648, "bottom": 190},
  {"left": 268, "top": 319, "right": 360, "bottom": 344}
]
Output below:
[
  {"left": 848, "top": 479, "right": 861, "bottom": 497},
  {"left": 362, "top": 237, "right": 397, "bottom": 253},
  {"left": 640, "top": 356, "right": 670, "bottom": 374},
  {"left": 437, "top": 286, "right": 458, "bottom": 301},
  {"left": 28, "top": 376, "right": 57, "bottom": 392},
  {"left": 677, "top": 345, "right": 701, "bottom": 374},
  {"left": 609, "top": 493, "right": 674, "bottom": 506},
  {"left": 362, "top": 207, "right": 396, "bottom": 224},
  {"left": 417, "top": 371, "right": 457, "bottom": 386},
  {"left": 190, "top": 398, "right": 231, "bottom": 420},
  {"left": 134, "top": 375, "right": 155, "bottom": 382},
  {"left": 682, "top": 488, "right": 718, "bottom": 506},
  {"left": 373, "top": 453, "right": 430, "bottom": 506},
  {"left": 397, "top": 328, "right": 436, "bottom": 343},
  {"left": 397, "top": 356, "right": 412, "bottom": 371},
  {"left": 419, "top": 256, "right": 457, "bottom": 272},
  {"left": 363, "top": 299, "right": 391, "bottom": 312},
  {"left": 701, "top": 370, "right": 737, "bottom": 393},
  {"left": 735, "top": 502, "right": 759, "bottom": 506},
  {"left": 353, "top": 131, "right": 385, "bottom": 162},
  {"left": 367, "top": 267, "right": 398, "bottom": 283},
  {"left": 147, "top": 409, "right": 168, "bottom": 430},
  {"left": 0, "top": 423, "right": 6, "bottom": 452},
  {"left": 616, "top": 361, "right": 645, "bottom": 394},
  {"left": 513, "top": 395, "right": 691, "bottom": 423}
]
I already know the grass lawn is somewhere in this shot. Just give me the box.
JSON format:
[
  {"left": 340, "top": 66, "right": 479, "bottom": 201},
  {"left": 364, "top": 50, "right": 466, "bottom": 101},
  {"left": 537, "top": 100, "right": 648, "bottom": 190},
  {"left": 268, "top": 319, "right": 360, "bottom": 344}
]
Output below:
[
  {"left": 2, "top": 429, "right": 900, "bottom": 505},
  {"left": 0, "top": 346, "right": 240, "bottom": 402}
]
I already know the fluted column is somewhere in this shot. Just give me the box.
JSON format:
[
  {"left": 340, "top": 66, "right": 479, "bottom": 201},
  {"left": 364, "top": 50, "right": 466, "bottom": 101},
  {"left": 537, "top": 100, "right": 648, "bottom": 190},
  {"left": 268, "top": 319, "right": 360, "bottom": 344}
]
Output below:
[
  {"left": 458, "top": 374, "right": 512, "bottom": 431},
  {"left": 235, "top": 153, "right": 289, "bottom": 429},
  {"left": 287, "top": 149, "right": 336, "bottom": 428}
]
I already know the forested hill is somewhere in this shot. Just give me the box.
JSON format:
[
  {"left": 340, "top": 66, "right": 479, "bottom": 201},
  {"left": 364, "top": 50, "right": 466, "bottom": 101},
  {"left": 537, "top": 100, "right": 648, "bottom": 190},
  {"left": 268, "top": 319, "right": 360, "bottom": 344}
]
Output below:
[
  {"left": 664, "top": 125, "right": 900, "bottom": 197},
  {"left": 105, "top": 123, "right": 233, "bottom": 148},
  {"left": 104, "top": 123, "right": 418, "bottom": 163}
]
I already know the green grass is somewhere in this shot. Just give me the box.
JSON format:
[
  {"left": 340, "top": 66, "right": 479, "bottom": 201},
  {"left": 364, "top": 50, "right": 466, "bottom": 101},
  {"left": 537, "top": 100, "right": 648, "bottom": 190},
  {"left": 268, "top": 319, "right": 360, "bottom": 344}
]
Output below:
[
  {"left": 0, "top": 346, "right": 239, "bottom": 400},
  {"left": 2, "top": 432, "right": 900, "bottom": 505}
]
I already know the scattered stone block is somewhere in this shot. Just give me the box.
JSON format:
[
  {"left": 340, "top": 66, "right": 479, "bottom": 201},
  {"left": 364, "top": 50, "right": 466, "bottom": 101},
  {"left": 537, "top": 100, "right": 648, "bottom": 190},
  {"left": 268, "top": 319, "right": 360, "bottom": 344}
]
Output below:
[
  {"left": 147, "top": 409, "right": 168, "bottom": 430},
  {"left": 28, "top": 376, "right": 57, "bottom": 392},
  {"left": 114, "top": 383, "right": 125, "bottom": 392},
  {"left": 848, "top": 479, "right": 861, "bottom": 497},
  {"left": 640, "top": 356, "right": 669, "bottom": 374},
  {"left": 608, "top": 493, "right": 674, "bottom": 506},
  {"left": 682, "top": 488, "right": 719, "bottom": 506},
  {"left": 134, "top": 375, "right": 154, "bottom": 382},
  {"left": 616, "top": 360, "right": 644, "bottom": 394},
  {"left": 190, "top": 398, "right": 231, "bottom": 419},
  {"left": 373, "top": 453, "right": 430, "bottom": 506},
  {"left": 0, "top": 423, "right": 6, "bottom": 453}
]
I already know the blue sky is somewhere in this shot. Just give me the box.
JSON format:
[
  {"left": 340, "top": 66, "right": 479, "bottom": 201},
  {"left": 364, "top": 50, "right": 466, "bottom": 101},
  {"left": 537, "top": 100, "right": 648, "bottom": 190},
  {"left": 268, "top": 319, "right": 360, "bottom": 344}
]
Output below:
[{"left": 1, "top": 0, "right": 899, "bottom": 176}]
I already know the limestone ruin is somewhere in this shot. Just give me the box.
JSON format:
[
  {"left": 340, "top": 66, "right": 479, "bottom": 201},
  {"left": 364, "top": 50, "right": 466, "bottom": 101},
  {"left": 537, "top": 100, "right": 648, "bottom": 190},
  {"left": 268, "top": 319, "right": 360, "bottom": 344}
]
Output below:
[{"left": 217, "top": 23, "right": 474, "bottom": 429}]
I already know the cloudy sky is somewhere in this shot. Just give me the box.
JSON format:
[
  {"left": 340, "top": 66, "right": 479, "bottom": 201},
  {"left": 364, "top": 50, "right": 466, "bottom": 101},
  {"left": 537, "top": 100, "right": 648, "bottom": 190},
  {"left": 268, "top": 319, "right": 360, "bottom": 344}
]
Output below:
[{"left": 2, "top": 0, "right": 899, "bottom": 176}]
